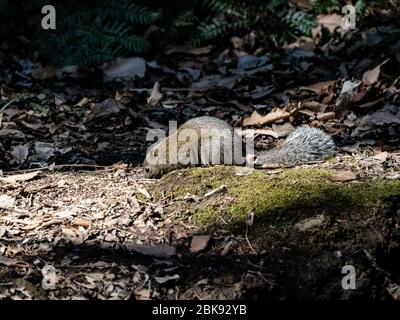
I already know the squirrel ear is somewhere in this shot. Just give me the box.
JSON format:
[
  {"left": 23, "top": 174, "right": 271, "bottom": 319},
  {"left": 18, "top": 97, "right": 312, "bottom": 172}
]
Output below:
[{"left": 153, "top": 148, "right": 159, "bottom": 157}]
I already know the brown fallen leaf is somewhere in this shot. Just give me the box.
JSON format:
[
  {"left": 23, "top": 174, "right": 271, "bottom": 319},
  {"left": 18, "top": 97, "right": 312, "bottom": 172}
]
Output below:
[
  {"left": 0, "top": 194, "right": 15, "bottom": 209},
  {"left": 372, "top": 151, "right": 388, "bottom": 162},
  {"left": 362, "top": 59, "right": 389, "bottom": 85},
  {"left": 0, "top": 171, "right": 41, "bottom": 184},
  {"left": 134, "top": 288, "right": 151, "bottom": 300},
  {"left": 154, "top": 274, "right": 180, "bottom": 284},
  {"left": 10, "top": 144, "right": 29, "bottom": 165},
  {"left": 102, "top": 57, "right": 146, "bottom": 80},
  {"left": 0, "top": 255, "right": 28, "bottom": 267},
  {"left": 41, "top": 265, "right": 58, "bottom": 290},
  {"left": 316, "top": 112, "right": 336, "bottom": 121},
  {"left": 300, "top": 80, "right": 337, "bottom": 94},
  {"left": 330, "top": 171, "right": 358, "bottom": 182},
  {"left": 14, "top": 278, "right": 46, "bottom": 299},
  {"left": 253, "top": 129, "right": 279, "bottom": 139},
  {"left": 317, "top": 14, "right": 342, "bottom": 33},
  {"left": 71, "top": 218, "right": 91, "bottom": 228},
  {"left": 221, "top": 241, "right": 233, "bottom": 257},
  {"left": 243, "top": 109, "right": 290, "bottom": 126},
  {"left": 92, "top": 98, "right": 123, "bottom": 119},
  {"left": 271, "top": 123, "right": 295, "bottom": 137},
  {"left": 190, "top": 235, "right": 211, "bottom": 253},
  {"left": 147, "top": 81, "right": 163, "bottom": 106}
]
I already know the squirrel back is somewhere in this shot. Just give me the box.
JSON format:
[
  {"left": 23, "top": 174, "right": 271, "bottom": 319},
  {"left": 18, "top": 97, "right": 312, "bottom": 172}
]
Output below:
[{"left": 254, "top": 126, "right": 336, "bottom": 166}]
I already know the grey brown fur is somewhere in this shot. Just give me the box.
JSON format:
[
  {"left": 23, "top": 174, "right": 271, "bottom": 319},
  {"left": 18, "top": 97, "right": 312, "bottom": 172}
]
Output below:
[
  {"left": 143, "top": 116, "right": 336, "bottom": 178},
  {"left": 255, "top": 126, "right": 336, "bottom": 166},
  {"left": 143, "top": 116, "right": 243, "bottom": 178}
]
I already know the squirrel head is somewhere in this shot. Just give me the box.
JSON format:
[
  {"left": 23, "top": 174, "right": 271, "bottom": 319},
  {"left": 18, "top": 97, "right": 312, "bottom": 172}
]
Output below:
[
  {"left": 143, "top": 141, "right": 165, "bottom": 178},
  {"left": 143, "top": 163, "right": 163, "bottom": 178}
]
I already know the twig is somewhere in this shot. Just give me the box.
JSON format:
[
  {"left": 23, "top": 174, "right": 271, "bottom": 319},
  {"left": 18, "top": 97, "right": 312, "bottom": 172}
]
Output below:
[
  {"left": 245, "top": 223, "right": 257, "bottom": 254},
  {"left": 2, "top": 163, "right": 120, "bottom": 176},
  {"left": 203, "top": 185, "right": 227, "bottom": 198}
]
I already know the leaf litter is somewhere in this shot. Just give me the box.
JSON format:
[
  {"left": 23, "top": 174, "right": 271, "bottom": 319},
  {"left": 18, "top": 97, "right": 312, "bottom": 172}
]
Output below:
[{"left": 0, "top": 9, "right": 400, "bottom": 300}]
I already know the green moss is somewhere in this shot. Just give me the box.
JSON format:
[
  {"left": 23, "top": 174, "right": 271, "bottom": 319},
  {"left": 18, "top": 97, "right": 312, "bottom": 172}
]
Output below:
[
  {"left": 193, "top": 206, "right": 220, "bottom": 227},
  {"left": 154, "top": 166, "right": 400, "bottom": 231}
]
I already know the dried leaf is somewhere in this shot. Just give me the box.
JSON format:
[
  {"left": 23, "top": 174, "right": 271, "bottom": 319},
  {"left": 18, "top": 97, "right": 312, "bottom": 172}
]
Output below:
[
  {"left": 102, "top": 57, "right": 146, "bottom": 80},
  {"left": 271, "top": 123, "right": 295, "bottom": 138},
  {"left": 0, "top": 255, "right": 21, "bottom": 266},
  {"left": 221, "top": 241, "right": 233, "bottom": 257},
  {"left": 190, "top": 235, "right": 211, "bottom": 253},
  {"left": 372, "top": 151, "right": 388, "bottom": 162},
  {"left": 253, "top": 128, "right": 279, "bottom": 139},
  {"left": 0, "top": 194, "right": 15, "bottom": 209},
  {"left": 317, "top": 14, "right": 342, "bottom": 33},
  {"left": 300, "top": 80, "right": 336, "bottom": 94},
  {"left": 92, "top": 98, "right": 123, "bottom": 119},
  {"left": 0, "top": 171, "right": 40, "bottom": 184},
  {"left": 154, "top": 274, "right": 180, "bottom": 284},
  {"left": 369, "top": 110, "right": 400, "bottom": 126},
  {"left": 10, "top": 144, "right": 29, "bottom": 165},
  {"left": 147, "top": 81, "right": 163, "bottom": 106},
  {"left": 362, "top": 59, "right": 389, "bottom": 85},
  {"left": 41, "top": 265, "right": 58, "bottom": 290},
  {"left": 72, "top": 218, "right": 91, "bottom": 228},
  {"left": 243, "top": 109, "right": 290, "bottom": 126}
]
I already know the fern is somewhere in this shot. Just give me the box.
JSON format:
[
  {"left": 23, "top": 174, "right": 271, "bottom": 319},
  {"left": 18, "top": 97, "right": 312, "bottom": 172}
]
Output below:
[
  {"left": 314, "top": 0, "right": 341, "bottom": 14},
  {"left": 204, "top": 0, "right": 236, "bottom": 13},
  {"left": 284, "top": 9, "right": 316, "bottom": 36},
  {"left": 354, "top": 0, "right": 366, "bottom": 15},
  {"left": 190, "top": 0, "right": 256, "bottom": 46},
  {"left": 45, "top": 0, "right": 159, "bottom": 67}
]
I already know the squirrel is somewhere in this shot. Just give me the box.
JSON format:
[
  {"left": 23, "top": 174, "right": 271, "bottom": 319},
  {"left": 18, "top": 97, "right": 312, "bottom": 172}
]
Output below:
[{"left": 143, "top": 116, "right": 336, "bottom": 178}]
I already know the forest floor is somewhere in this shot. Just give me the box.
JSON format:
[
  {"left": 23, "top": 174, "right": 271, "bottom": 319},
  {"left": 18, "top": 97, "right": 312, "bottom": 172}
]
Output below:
[
  {"left": 1, "top": 15, "right": 400, "bottom": 299},
  {"left": 1, "top": 152, "right": 400, "bottom": 299}
]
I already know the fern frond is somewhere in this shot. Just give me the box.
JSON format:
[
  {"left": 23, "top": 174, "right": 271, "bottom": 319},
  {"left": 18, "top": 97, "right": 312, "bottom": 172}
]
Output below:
[
  {"left": 46, "top": 0, "right": 157, "bottom": 67},
  {"left": 284, "top": 9, "right": 316, "bottom": 35}
]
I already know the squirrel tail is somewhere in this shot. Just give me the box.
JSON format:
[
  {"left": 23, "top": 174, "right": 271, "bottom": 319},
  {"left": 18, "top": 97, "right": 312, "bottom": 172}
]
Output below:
[{"left": 254, "top": 126, "right": 336, "bottom": 166}]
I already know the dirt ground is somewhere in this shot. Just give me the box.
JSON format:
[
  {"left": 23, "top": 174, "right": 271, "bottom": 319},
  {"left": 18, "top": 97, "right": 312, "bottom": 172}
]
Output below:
[{"left": 1, "top": 152, "right": 400, "bottom": 300}]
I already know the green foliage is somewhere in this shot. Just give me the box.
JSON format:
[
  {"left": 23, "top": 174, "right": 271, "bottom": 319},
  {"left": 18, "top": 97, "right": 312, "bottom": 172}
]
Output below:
[
  {"left": 314, "top": 0, "right": 341, "bottom": 14},
  {"left": 283, "top": 9, "right": 316, "bottom": 36},
  {"left": 45, "top": 0, "right": 159, "bottom": 67},
  {"left": 1, "top": 0, "right": 394, "bottom": 68},
  {"left": 188, "top": 0, "right": 317, "bottom": 46},
  {"left": 354, "top": 0, "right": 366, "bottom": 15},
  {"left": 43, "top": 0, "right": 337, "bottom": 66}
]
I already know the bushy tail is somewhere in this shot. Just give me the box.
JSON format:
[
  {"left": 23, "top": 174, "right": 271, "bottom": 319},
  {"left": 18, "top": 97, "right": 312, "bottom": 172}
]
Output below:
[{"left": 255, "top": 126, "right": 336, "bottom": 166}]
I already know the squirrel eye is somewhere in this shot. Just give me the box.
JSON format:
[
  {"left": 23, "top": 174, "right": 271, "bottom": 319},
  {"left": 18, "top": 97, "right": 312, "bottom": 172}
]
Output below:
[{"left": 145, "top": 167, "right": 151, "bottom": 173}]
